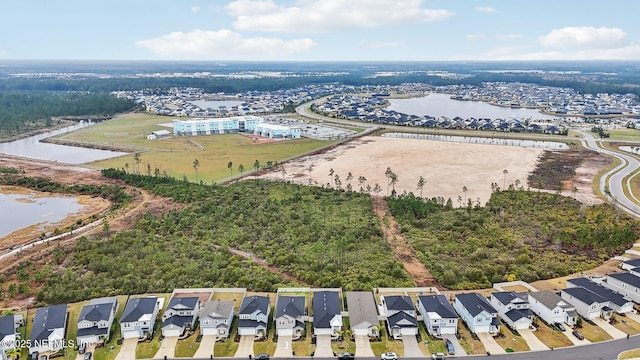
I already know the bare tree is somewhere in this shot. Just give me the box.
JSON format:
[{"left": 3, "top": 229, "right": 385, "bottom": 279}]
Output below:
[
  {"left": 417, "top": 176, "right": 426, "bottom": 198},
  {"left": 502, "top": 169, "right": 509, "bottom": 190},
  {"left": 193, "top": 159, "right": 200, "bottom": 182}
]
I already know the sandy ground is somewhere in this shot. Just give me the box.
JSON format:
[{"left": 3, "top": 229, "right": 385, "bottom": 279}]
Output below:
[{"left": 261, "top": 136, "right": 550, "bottom": 205}]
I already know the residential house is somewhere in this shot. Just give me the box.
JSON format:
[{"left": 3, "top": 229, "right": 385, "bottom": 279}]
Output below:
[
  {"left": 161, "top": 296, "right": 201, "bottom": 337},
  {"left": 199, "top": 301, "right": 235, "bottom": 338},
  {"left": 528, "top": 291, "right": 577, "bottom": 326},
  {"left": 275, "top": 296, "right": 306, "bottom": 339},
  {"left": 382, "top": 295, "right": 417, "bottom": 339},
  {"left": 620, "top": 258, "right": 640, "bottom": 271},
  {"left": 453, "top": 293, "right": 500, "bottom": 334},
  {"left": 561, "top": 287, "right": 611, "bottom": 320},
  {"left": 312, "top": 291, "right": 342, "bottom": 338},
  {"left": 417, "top": 295, "right": 458, "bottom": 337},
  {"left": 566, "top": 277, "right": 633, "bottom": 314},
  {"left": 345, "top": 291, "right": 380, "bottom": 339},
  {"left": 237, "top": 296, "right": 270, "bottom": 338},
  {"left": 0, "top": 314, "right": 23, "bottom": 360},
  {"left": 603, "top": 272, "right": 640, "bottom": 304},
  {"left": 76, "top": 297, "right": 118, "bottom": 346},
  {"left": 120, "top": 297, "right": 160, "bottom": 339},
  {"left": 29, "top": 304, "right": 68, "bottom": 354},
  {"left": 489, "top": 292, "right": 533, "bottom": 330}
]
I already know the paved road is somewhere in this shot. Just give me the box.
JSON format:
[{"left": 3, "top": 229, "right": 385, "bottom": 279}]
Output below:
[{"left": 578, "top": 130, "right": 640, "bottom": 217}]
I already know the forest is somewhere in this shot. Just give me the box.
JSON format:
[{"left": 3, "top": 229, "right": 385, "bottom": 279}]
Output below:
[
  {"left": 387, "top": 189, "right": 640, "bottom": 290},
  {"left": 32, "top": 170, "right": 413, "bottom": 305}
]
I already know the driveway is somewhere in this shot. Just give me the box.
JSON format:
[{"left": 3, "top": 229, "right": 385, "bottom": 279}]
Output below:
[
  {"left": 441, "top": 334, "right": 467, "bottom": 356},
  {"left": 154, "top": 336, "right": 179, "bottom": 359},
  {"left": 518, "top": 329, "right": 549, "bottom": 351},
  {"left": 115, "top": 338, "right": 138, "bottom": 360},
  {"left": 75, "top": 344, "right": 96, "bottom": 360},
  {"left": 354, "top": 335, "right": 374, "bottom": 358},
  {"left": 193, "top": 334, "right": 217, "bottom": 358},
  {"left": 592, "top": 317, "right": 627, "bottom": 339},
  {"left": 401, "top": 335, "right": 423, "bottom": 357},
  {"left": 476, "top": 332, "right": 505, "bottom": 355},
  {"left": 314, "top": 334, "right": 334, "bottom": 357},
  {"left": 235, "top": 335, "right": 255, "bottom": 358},
  {"left": 273, "top": 335, "right": 294, "bottom": 358}
]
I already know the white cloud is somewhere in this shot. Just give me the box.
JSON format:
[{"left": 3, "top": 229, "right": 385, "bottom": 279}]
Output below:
[
  {"left": 192, "top": 6, "right": 201, "bottom": 14},
  {"left": 466, "top": 33, "right": 485, "bottom": 41},
  {"left": 539, "top": 26, "right": 626, "bottom": 48},
  {"left": 136, "top": 29, "right": 316, "bottom": 59},
  {"left": 475, "top": 6, "right": 496, "bottom": 13},
  {"left": 360, "top": 40, "right": 406, "bottom": 49},
  {"left": 226, "top": 0, "right": 454, "bottom": 33}
]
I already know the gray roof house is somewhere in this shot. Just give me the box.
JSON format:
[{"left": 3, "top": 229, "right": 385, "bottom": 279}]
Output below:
[
  {"left": 76, "top": 297, "right": 118, "bottom": 346},
  {"left": 275, "top": 296, "right": 306, "bottom": 338},
  {"left": 162, "top": 296, "right": 201, "bottom": 337},
  {"left": 312, "top": 291, "right": 342, "bottom": 337},
  {"left": 602, "top": 272, "right": 640, "bottom": 304},
  {"left": 382, "top": 295, "right": 417, "bottom": 339},
  {"left": 120, "top": 297, "right": 160, "bottom": 339},
  {"left": 489, "top": 292, "right": 533, "bottom": 330},
  {"left": 0, "top": 314, "right": 24, "bottom": 358},
  {"left": 417, "top": 295, "right": 458, "bottom": 337},
  {"left": 29, "top": 304, "right": 68, "bottom": 354},
  {"left": 345, "top": 291, "right": 379, "bottom": 338},
  {"left": 567, "top": 277, "right": 634, "bottom": 314},
  {"left": 528, "top": 290, "right": 577, "bottom": 326},
  {"left": 453, "top": 293, "right": 500, "bottom": 334},
  {"left": 237, "top": 296, "right": 270, "bottom": 338},
  {"left": 199, "top": 301, "right": 235, "bottom": 337},
  {"left": 561, "top": 287, "right": 611, "bottom": 320}
]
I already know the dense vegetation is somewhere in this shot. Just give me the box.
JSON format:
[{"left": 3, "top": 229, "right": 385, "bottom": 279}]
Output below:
[
  {"left": 388, "top": 190, "right": 639, "bottom": 290},
  {"left": 0, "top": 91, "right": 137, "bottom": 138},
  {"left": 34, "top": 170, "right": 412, "bottom": 304}
]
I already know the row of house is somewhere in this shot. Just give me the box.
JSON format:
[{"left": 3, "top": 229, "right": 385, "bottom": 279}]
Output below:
[{"left": 171, "top": 116, "right": 302, "bottom": 139}]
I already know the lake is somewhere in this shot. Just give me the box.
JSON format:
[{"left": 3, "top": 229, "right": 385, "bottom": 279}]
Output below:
[
  {"left": 387, "top": 93, "right": 563, "bottom": 121},
  {"left": 0, "top": 190, "right": 82, "bottom": 239},
  {"left": 0, "top": 121, "right": 127, "bottom": 164}
]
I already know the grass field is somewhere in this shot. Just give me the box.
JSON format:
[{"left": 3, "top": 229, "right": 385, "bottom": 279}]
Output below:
[
  {"left": 69, "top": 113, "right": 339, "bottom": 183},
  {"left": 607, "top": 128, "right": 640, "bottom": 141}
]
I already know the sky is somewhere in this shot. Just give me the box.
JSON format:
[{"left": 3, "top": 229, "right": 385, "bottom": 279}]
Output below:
[{"left": 2, "top": 0, "right": 640, "bottom": 62}]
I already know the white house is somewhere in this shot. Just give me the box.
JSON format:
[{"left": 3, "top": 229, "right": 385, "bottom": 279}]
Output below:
[
  {"left": 620, "top": 258, "right": 640, "bottom": 271},
  {"left": 561, "top": 287, "right": 610, "bottom": 320},
  {"left": 199, "top": 301, "right": 235, "bottom": 337},
  {"left": 345, "top": 291, "right": 379, "bottom": 338},
  {"left": 382, "top": 295, "right": 418, "bottom": 339},
  {"left": 0, "top": 314, "right": 23, "bottom": 360},
  {"left": 602, "top": 272, "right": 640, "bottom": 304},
  {"left": 120, "top": 297, "right": 161, "bottom": 339},
  {"left": 312, "top": 291, "right": 342, "bottom": 338},
  {"left": 161, "top": 296, "right": 201, "bottom": 337},
  {"left": 453, "top": 293, "right": 500, "bottom": 334},
  {"left": 275, "top": 296, "right": 306, "bottom": 338},
  {"left": 528, "top": 291, "right": 577, "bottom": 326},
  {"left": 237, "top": 296, "right": 270, "bottom": 338},
  {"left": 76, "top": 297, "right": 118, "bottom": 346},
  {"left": 417, "top": 295, "right": 458, "bottom": 337},
  {"left": 489, "top": 292, "right": 533, "bottom": 330},
  {"left": 566, "top": 277, "right": 633, "bottom": 314},
  {"left": 29, "top": 304, "right": 68, "bottom": 354}
]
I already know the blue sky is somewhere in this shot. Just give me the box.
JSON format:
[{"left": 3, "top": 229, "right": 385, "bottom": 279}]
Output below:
[{"left": 3, "top": 0, "right": 639, "bottom": 61}]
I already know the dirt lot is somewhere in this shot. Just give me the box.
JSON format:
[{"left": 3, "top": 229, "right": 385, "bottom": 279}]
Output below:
[{"left": 260, "top": 136, "right": 602, "bottom": 205}]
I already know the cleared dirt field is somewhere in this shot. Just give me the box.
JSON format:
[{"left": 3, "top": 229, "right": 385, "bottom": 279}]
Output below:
[{"left": 262, "top": 136, "right": 550, "bottom": 205}]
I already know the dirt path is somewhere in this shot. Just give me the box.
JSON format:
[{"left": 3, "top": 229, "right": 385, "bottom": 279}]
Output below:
[{"left": 371, "top": 195, "right": 443, "bottom": 289}]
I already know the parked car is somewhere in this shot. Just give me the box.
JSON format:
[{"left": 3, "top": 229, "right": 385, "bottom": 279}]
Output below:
[
  {"left": 255, "top": 354, "right": 269, "bottom": 360},
  {"left": 338, "top": 352, "right": 355, "bottom": 360},
  {"left": 445, "top": 339, "right": 455, "bottom": 355},
  {"left": 79, "top": 342, "right": 87, "bottom": 354},
  {"left": 30, "top": 352, "right": 39, "bottom": 360},
  {"left": 83, "top": 353, "right": 92, "bottom": 360},
  {"left": 572, "top": 330, "right": 585, "bottom": 340},
  {"left": 554, "top": 322, "right": 566, "bottom": 331},
  {"left": 381, "top": 352, "right": 398, "bottom": 360},
  {"left": 431, "top": 353, "right": 446, "bottom": 360}
]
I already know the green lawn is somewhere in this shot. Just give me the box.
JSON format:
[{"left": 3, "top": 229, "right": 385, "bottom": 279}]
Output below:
[
  {"left": 61, "top": 112, "right": 339, "bottom": 183},
  {"left": 607, "top": 127, "right": 640, "bottom": 141},
  {"left": 174, "top": 326, "right": 200, "bottom": 358},
  {"left": 214, "top": 318, "right": 240, "bottom": 357}
]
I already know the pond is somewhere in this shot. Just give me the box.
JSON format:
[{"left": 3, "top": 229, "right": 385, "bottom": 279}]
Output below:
[{"left": 0, "top": 190, "right": 83, "bottom": 239}]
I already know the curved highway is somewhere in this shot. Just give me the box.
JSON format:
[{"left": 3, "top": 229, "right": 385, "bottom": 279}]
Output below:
[{"left": 578, "top": 129, "right": 640, "bottom": 218}]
